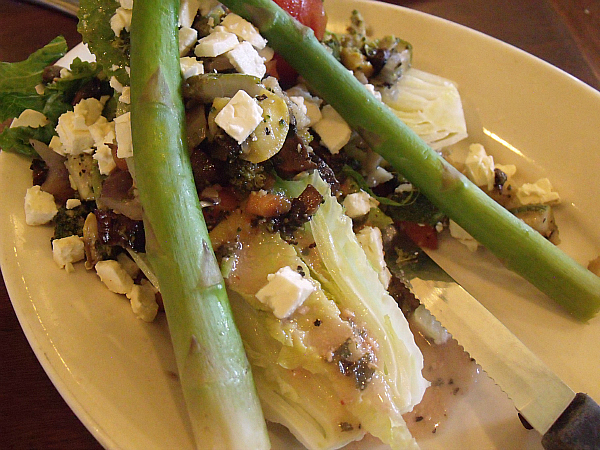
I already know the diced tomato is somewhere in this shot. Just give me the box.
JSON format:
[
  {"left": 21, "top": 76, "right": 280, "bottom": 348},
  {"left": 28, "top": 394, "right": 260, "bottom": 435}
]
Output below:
[
  {"left": 272, "top": 0, "right": 328, "bottom": 87},
  {"left": 400, "top": 221, "right": 439, "bottom": 250},
  {"left": 274, "top": 0, "right": 327, "bottom": 40}
]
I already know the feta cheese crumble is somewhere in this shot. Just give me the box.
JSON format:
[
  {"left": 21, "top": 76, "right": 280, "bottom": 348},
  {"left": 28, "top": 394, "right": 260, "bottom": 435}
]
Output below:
[
  {"left": 52, "top": 235, "right": 85, "bottom": 272},
  {"left": 194, "top": 31, "right": 239, "bottom": 58},
  {"left": 10, "top": 109, "right": 48, "bottom": 129},
  {"left": 226, "top": 41, "right": 266, "bottom": 79},
  {"left": 24, "top": 186, "right": 58, "bottom": 225},
  {"left": 343, "top": 191, "right": 376, "bottom": 218},
  {"left": 95, "top": 259, "right": 134, "bottom": 295},
  {"left": 312, "top": 105, "right": 352, "bottom": 154},
  {"left": 517, "top": 178, "right": 560, "bottom": 205},
  {"left": 214, "top": 90, "right": 263, "bottom": 144},
  {"left": 255, "top": 266, "right": 315, "bottom": 319}
]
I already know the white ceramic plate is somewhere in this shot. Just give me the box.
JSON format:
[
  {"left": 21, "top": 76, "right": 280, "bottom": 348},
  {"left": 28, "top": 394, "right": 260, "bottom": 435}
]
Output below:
[{"left": 1, "top": 1, "right": 599, "bottom": 448}]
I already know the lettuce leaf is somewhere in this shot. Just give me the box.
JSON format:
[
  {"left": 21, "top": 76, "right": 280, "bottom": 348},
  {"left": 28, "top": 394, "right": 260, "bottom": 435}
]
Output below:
[
  {"left": 225, "top": 172, "right": 427, "bottom": 449},
  {"left": 0, "top": 36, "right": 67, "bottom": 122},
  {"left": 78, "top": 0, "right": 130, "bottom": 85},
  {"left": 380, "top": 68, "right": 468, "bottom": 150}
]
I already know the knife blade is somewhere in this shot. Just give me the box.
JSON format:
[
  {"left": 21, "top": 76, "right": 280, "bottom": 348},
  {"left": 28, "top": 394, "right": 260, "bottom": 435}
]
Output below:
[{"left": 386, "top": 230, "right": 600, "bottom": 449}]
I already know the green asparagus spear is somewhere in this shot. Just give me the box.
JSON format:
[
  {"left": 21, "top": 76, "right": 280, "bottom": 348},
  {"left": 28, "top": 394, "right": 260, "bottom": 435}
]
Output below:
[
  {"left": 129, "top": 1, "right": 270, "bottom": 448},
  {"left": 219, "top": 0, "right": 600, "bottom": 321}
]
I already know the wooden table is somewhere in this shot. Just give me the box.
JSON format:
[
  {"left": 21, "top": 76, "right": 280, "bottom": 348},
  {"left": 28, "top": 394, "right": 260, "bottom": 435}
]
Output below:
[{"left": 1, "top": 0, "right": 598, "bottom": 448}]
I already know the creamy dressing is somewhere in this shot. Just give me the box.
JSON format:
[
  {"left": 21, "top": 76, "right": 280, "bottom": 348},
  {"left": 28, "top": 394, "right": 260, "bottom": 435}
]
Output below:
[{"left": 403, "top": 323, "right": 480, "bottom": 438}]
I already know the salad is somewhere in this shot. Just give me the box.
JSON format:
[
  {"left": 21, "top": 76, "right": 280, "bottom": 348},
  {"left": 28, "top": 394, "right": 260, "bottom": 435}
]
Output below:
[{"left": 1, "top": 0, "right": 597, "bottom": 449}]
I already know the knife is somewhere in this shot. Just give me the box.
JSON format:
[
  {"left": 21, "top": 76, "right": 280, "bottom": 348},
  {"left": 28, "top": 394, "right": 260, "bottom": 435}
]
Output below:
[{"left": 386, "top": 229, "right": 600, "bottom": 449}]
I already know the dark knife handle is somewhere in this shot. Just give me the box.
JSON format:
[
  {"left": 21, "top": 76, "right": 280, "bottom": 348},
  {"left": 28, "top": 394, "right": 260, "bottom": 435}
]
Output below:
[{"left": 542, "top": 393, "right": 600, "bottom": 449}]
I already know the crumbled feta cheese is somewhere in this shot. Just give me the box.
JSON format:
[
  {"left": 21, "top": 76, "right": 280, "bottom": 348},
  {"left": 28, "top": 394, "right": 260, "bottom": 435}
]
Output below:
[
  {"left": 412, "top": 304, "right": 451, "bottom": 345},
  {"left": 394, "top": 182, "right": 413, "bottom": 193},
  {"left": 109, "top": 76, "right": 124, "bottom": 93},
  {"left": 258, "top": 46, "right": 275, "bottom": 62},
  {"left": 194, "top": 31, "right": 239, "bottom": 58},
  {"left": 179, "top": 0, "right": 201, "bottom": 28},
  {"left": 356, "top": 226, "right": 392, "bottom": 288},
  {"left": 226, "top": 41, "right": 266, "bottom": 78},
  {"left": 119, "top": 0, "right": 133, "bottom": 9},
  {"left": 95, "top": 259, "right": 134, "bottom": 295},
  {"left": 110, "top": 7, "right": 132, "bottom": 36},
  {"left": 55, "top": 111, "right": 93, "bottom": 155},
  {"left": 516, "top": 178, "right": 560, "bottom": 205},
  {"left": 48, "top": 135, "right": 65, "bottom": 156},
  {"left": 179, "top": 26, "right": 199, "bottom": 56},
  {"left": 312, "top": 105, "right": 352, "bottom": 154},
  {"left": 24, "top": 185, "right": 58, "bottom": 226},
  {"left": 127, "top": 280, "right": 159, "bottom": 322},
  {"left": 449, "top": 220, "right": 479, "bottom": 252},
  {"left": 214, "top": 90, "right": 263, "bottom": 144},
  {"left": 289, "top": 96, "right": 307, "bottom": 115},
  {"left": 66, "top": 198, "right": 82, "bottom": 209},
  {"left": 255, "top": 266, "right": 315, "bottom": 319},
  {"left": 180, "top": 57, "right": 204, "bottom": 79},
  {"left": 343, "top": 191, "right": 373, "bottom": 218},
  {"left": 464, "top": 143, "right": 495, "bottom": 190},
  {"left": 368, "top": 166, "right": 394, "bottom": 187},
  {"left": 93, "top": 143, "right": 117, "bottom": 175},
  {"left": 10, "top": 109, "right": 48, "bottom": 128},
  {"left": 88, "top": 118, "right": 115, "bottom": 148},
  {"left": 220, "top": 13, "right": 267, "bottom": 49},
  {"left": 119, "top": 86, "right": 131, "bottom": 104},
  {"left": 364, "top": 83, "right": 382, "bottom": 101},
  {"left": 288, "top": 96, "right": 310, "bottom": 129},
  {"left": 114, "top": 112, "right": 133, "bottom": 159},
  {"left": 52, "top": 235, "right": 85, "bottom": 271},
  {"left": 303, "top": 100, "right": 322, "bottom": 127}
]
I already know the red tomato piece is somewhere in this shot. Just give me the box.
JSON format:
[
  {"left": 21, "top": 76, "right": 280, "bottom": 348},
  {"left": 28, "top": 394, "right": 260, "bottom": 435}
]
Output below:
[
  {"left": 400, "top": 221, "right": 439, "bottom": 250},
  {"left": 272, "top": 0, "right": 328, "bottom": 87}
]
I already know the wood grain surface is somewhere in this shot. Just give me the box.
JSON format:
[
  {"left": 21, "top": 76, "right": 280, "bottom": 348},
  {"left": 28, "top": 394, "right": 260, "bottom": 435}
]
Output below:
[{"left": 1, "top": 0, "right": 598, "bottom": 448}]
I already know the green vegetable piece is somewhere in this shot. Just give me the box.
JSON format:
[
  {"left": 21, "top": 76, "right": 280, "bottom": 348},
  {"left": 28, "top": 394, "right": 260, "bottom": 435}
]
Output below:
[
  {"left": 183, "top": 73, "right": 263, "bottom": 103},
  {"left": 219, "top": 0, "right": 600, "bottom": 321},
  {"left": 0, "top": 36, "right": 67, "bottom": 122},
  {"left": 128, "top": 1, "right": 269, "bottom": 448}
]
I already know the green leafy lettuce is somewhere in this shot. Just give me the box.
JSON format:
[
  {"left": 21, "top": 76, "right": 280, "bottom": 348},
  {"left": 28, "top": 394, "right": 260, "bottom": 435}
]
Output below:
[{"left": 224, "top": 172, "right": 428, "bottom": 449}]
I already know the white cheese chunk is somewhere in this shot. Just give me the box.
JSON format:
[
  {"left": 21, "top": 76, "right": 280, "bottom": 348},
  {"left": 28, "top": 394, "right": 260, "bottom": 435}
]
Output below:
[
  {"left": 304, "top": 100, "right": 322, "bottom": 127},
  {"left": 95, "top": 259, "right": 134, "bottom": 295},
  {"left": 179, "top": 26, "right": 199, "bottom": 56},
  {"left": 255, "top": 266, "right": 315, "bottom": 319},
  {"left": 312, "top": 104, "right": 352, "bottom": 154},
  {"left": 110, "top": 7, "right": 132, "bottom": 36},
  {"left": 356, "top": 226, "right": 392, "bottom": 289},
  {"left": 88, "top": 118, "right": 115, "bottom": 148},
  {"left": 119, "top": 0, "right": 133, "bottom": 9},
  {"left": 449, "top": 220, "right": 479, "bottom": 252},
  {"left": 109, "top": 76, "right": 124, "bottom": 93},
  {"left": 214, "top": 90, "right": 263, "bottom": 144},
  {"left": 10, "top": 109, "right": 48, "bottom": 128},
  {"left": 66, "top": 198, "right": 82, "bottom": 209},
  {"left": 48, "top": 135, "right": 65, "bottom": 156},
  {"left": 364, "top": 83, "right": 382, "bottom": 101},
  {"left": 127, "top": 281, "right": 159, "bottom": 322},
  {"left": 119, "top": 86, "right": 131, "bottom": 104},
  {"left": 180, "top": 56, "right": 204, "bottom": 79},
  {"left": 114, "top": 112, "right": 133, "bottom": 159},
  {"left": 24, "top": 185, "right": 58, "bottom": 226},
  {"left": 220, "top": 13, "right": 267, "bottom": 49},
  {"left": 495, "top": 163, "right": 517, "bottom": 179},
  {"left": 412, "top": 304, "right": 451, "bottom": 345},
  {"left": 343, "top": 191, "right": 373, "bottom": 218},
  {"left": 516, "top": 178, "right": 560, "bottom": 205},
  {"left": 226, "top": 41, "right": 266, "bottom": 79},
  {"left": 179, "top": 0, "right": 201, "bottom": 28},
  {"left": 194, "top": 31, "right": 239, "bottom": 58},
  {"left": 52, "top": 235, "right": 85, "bottom": 271},
  {"left": 93, "top": 143, "right": 117, "bottom": 175},
  {"left": 55, "top": 111, "right": 94, "bottom": 155},
  {"left": 464, "top": 143, "right": 495, "bottom": 190}
]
